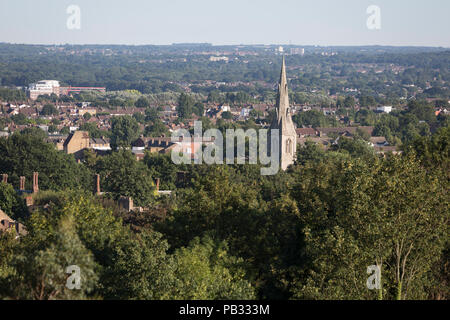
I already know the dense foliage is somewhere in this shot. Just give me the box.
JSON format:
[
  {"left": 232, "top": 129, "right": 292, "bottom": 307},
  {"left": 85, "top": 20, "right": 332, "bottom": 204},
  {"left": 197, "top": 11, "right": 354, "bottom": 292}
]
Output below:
[{"left": 0, "top": 125, "right": 448, "bottom": 300}]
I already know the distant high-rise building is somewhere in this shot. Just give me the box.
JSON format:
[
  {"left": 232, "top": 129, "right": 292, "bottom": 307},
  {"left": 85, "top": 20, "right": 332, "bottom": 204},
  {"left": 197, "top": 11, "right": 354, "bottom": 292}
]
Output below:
[{"left": 270, "top": 56, "right": 297, "bottom": 171}]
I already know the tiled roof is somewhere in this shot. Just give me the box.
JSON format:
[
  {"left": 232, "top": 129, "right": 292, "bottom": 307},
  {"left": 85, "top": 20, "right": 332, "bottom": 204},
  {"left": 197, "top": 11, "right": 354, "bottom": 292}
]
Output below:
[
  {"left": 90, "top": 137, "right": 110, "bottom": 145},
  {"left": 296, "top": 128, "right": 317, "bottom": 136}
]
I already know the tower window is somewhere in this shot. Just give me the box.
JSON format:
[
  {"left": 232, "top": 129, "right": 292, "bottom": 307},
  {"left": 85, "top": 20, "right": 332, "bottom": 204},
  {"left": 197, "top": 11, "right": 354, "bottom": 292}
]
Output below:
[{"left": 286, "top": 139, "right": 292, "bottom": 154}]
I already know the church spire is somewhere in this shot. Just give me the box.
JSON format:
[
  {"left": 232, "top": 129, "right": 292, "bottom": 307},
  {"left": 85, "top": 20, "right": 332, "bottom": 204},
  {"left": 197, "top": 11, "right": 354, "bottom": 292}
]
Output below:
[
  {"left": 276, "top": 55, "right": 290, "bottom": 124},
  {"left": 270, "top": 56, "right": 297, "bottom": 171}
]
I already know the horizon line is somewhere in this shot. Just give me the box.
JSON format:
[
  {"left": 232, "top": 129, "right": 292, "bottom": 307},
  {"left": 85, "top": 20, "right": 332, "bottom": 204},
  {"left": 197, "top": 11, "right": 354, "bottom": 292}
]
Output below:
[{"left": 0, "top": 42, "right": 449, "bottom": 49}]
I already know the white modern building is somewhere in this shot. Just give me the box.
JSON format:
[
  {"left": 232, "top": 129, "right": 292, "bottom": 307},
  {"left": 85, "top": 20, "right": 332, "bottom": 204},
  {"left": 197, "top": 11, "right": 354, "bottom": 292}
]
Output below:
[{"left": 28, "top": 80, "right": 60, "bottom": 99}]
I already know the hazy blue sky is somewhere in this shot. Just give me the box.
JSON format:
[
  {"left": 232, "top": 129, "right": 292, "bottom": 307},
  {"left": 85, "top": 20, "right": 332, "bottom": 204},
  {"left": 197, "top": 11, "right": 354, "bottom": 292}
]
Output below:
[{"left": 0, "top": 0, "right": 449, "bottom": 47}]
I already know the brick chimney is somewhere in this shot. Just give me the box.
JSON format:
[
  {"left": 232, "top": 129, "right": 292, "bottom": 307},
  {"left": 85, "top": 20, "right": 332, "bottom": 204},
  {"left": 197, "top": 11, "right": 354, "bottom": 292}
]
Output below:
[
  {"left": 96, "top": 174, "right": 101, "bottom": 195},
  {"left": 1, "top": 173, "right": 7, "bottom": 184},
  {"left": 155, "top": 178, "right": 160, "bottom": 192},
  {"left": 33, "top": 172, "right": 39, "bottom": 193},
  {"left": 128, "top": 197, "right": 134, "bottom": 211},
  {"left": 19, "top": 176, "right": 25, "bottom": 191}
]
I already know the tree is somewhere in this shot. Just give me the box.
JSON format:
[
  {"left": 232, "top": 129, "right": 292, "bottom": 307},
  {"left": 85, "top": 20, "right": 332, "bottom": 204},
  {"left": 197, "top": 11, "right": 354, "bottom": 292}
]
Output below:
[
  {"left": 10, "top": 113, "right": 28, "bottom": 125},
  {"left": 291, "top": 154, "right": 448, "bottom": 300},
  {"left": 144, "top": 152, "right": 180, "bottom": 190},
  {"left": 48, "top": 124, "right": 58, "bottom": 133},
  {"left": 41, "top": 104, "right": 58, "bottom": 116},
  {"left": 95, "top": 150, "right": 156, "bottom": 206},
  {"left": 0, "top": 182, "right": 27, "bottom": 220},
  {"left": 20, "top": 127, "right": 47, "bottom": 140},
  {"left": 79, "top": 122, "right": 109, "bottom": 139},
  {"left": 110, "top": 115, "right": 140, "bottom": 149},
  {"left": 156, "top": 165, "right": 302, "bottom": 299},
  {"left": 0, "top": 230, "right": 17, "bottom": 299},
  {"left": 373, "top": 123, "right": 392, "bottom": 140},
  {"left": 354, "top": 127, "right": 371, "bottom": 141},
  {"left": 171, "top": 236, "right": 256, "bottom": 299},
  {"left": 60, "top": 126, "right": 70, "bottom": 135},
  {"left": 407, "top": 100, "right": 436, "bottom": 124},
  {"left": 177, "top": 93, "right": 203, "bottom": 119},
  {"left": 296, "top": 140, "right": 326, "bottom": 165},
  {"left": 222, "top": 111, "right": 233, "bottom": 119},
  {"left": 330, "top": 136, "right": 375, "bottom": 159},
  {"left": 207, "top": 91, "right": 224, "bottom": 103},
  {"left": 145, "top": 108, "right": 159, "bottom": 123},
  {"left": 144, "top": 118, "right": 169, "bottom": 137},
  {"left": 132, "top": 112, "right": 146, "bottom": 124},
  {"left": 343, "top": 96, "right": 355, "bottom": 108},
  {"left": 23, "top": 192, "right": 127, "bottom": 298},
  {"left": 0, "top": 132, "right": 93, "bottom": 191},
  {"left": 4, "top": 215, "right": 98, "bottom": 300},
  {"left": 135, "top": 96, "right": 150, "bottom": 108},
  {"left": 407, "top": 126, "right": 449, "bottom": 173},
  {"left": 355, "top": 109, "right": 376, "bottom": 126},
  {"left": 51, "top": 118, "right": 61, "bottom": 125},
  {"left": 359, "top": 96, "right": 376, "bottom": 108},
  {"left": 101, "top": 230, "right": 176, "bottom": 299},
  {"left": 83, "top": 112, "right": 92, "bottom": 121},
  {"left": 293, "top": 110, "right": 334, "bottom": 128}
]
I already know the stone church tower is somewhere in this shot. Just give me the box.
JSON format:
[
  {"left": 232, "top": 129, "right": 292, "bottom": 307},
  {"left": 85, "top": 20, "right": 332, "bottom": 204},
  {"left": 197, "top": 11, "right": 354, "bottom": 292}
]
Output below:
[{"left": 270, "top": 56, "right": 297, "bottom": 170}]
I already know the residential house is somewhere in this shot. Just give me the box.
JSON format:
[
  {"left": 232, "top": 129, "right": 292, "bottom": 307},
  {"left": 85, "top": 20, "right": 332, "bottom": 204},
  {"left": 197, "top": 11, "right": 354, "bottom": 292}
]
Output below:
[
  {"left": 0, "top": 208, "right": 27, "bottom": 236},
  {"left": 296, "top": 128, "right": 317, "bottom": 138},
  {"left": 47, "top": 135, "right": 68, "bottom": 151},
  {"left": 63, "top": 130, "right": 90, "bottom": 154}
]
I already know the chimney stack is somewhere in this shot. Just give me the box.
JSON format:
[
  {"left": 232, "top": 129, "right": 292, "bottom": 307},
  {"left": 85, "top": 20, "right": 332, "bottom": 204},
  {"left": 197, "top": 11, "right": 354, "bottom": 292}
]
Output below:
[
  {"left": 156, "top": 178, "right": 160, "bottom": 192},
  {"left": 2, "top": 174, "right": 7, "bottom": 184},
  {"left": 19, "top": 176, "right": 25, "bottom": 191},
  {"left": 128, "top": 197, "right": 134, "bottom": 212},
  {"left": 33, "top": 172, "right": 39, "bottom": 193},
  {"left": 96, "top": 174, "right": 101, "bottom": 195}
]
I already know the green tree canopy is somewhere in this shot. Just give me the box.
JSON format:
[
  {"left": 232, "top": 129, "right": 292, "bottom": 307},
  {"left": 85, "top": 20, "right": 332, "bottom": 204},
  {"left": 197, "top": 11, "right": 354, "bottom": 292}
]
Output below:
[
  {"left": 40, "top": 104, "right": 58, "bottom": 116},
  {"left": 110, "top": 115, "right": 140, "bottom": 149},
  {"left": 94, "top": 150, "right": 155, "bottom": 206},
  {"left": 0, "top": 132, "right": 92, "bottom": 191}
]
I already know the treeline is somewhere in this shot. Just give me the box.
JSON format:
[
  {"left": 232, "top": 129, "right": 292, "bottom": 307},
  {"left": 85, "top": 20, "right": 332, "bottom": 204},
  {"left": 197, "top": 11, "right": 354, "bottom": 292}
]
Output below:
[
  {"left": 0, "top": 124, "right": 448, "bottom": 299},
  {"left": 1, "top": 44, "right": 449, "bottom": 101}
]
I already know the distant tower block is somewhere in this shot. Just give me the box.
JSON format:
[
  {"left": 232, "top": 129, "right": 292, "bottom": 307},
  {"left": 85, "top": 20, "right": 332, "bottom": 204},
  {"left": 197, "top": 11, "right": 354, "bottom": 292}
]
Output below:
[
  {"left": 33, "top": 172, "right": 39, "bottom": 193},
  {"left": 19, "top": 176, "right": 26, "bottom": 191},
  {"left": 2, "top": 174, "right": 7, "bottom": 184},
  {"left": 96, "top": 174, "right": 101, "bottom": 195}
]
